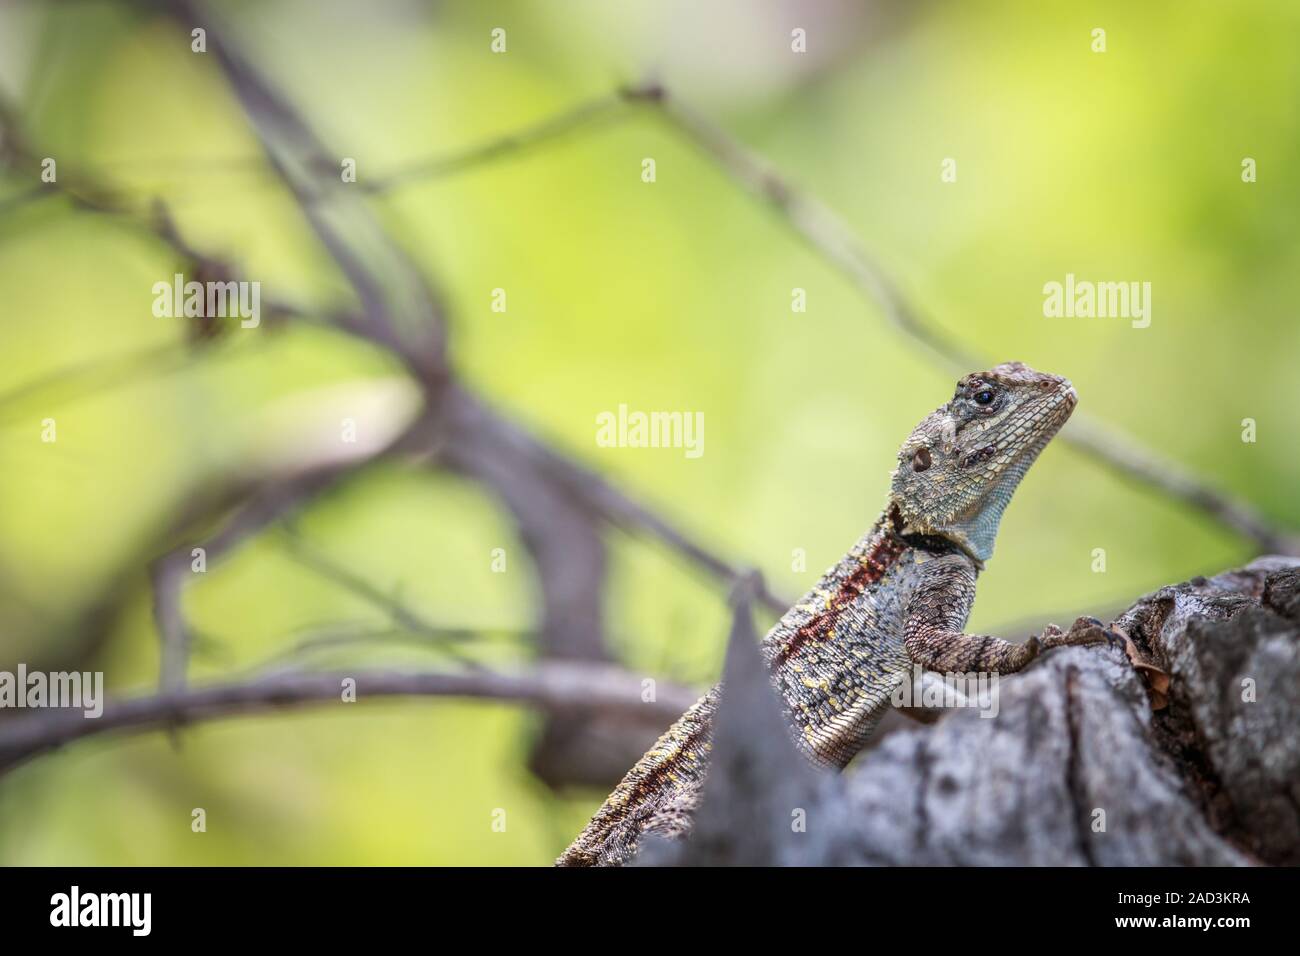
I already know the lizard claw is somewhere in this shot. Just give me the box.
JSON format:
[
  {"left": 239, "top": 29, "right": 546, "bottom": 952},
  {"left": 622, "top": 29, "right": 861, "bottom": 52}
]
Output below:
[
  {"left": 1038, "top": 616, "right": 1118, "bottom": 651},
  {"left": 1075, "top": 616, "right": 1123, "bottom": 648},
  {"left": 1072, "top": 616, "right": 1124, "bottom": 649}
]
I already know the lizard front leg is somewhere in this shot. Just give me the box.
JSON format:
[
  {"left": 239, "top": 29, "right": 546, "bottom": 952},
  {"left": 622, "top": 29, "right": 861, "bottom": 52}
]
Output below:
[{"left": 903, "top": 552, "right": 1114, "bottom": 674}]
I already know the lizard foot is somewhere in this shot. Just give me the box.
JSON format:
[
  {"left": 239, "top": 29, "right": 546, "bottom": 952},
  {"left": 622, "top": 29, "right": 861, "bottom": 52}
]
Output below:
[
  {"left": 1039, "top": 616, "right": 1124, "bottom": 651},
  {"left": 1021, "top": 633, "right": 1043, "bottom": 664}
]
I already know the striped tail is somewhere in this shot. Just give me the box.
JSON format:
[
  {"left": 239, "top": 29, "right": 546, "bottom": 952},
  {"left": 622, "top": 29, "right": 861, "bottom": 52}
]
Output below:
[{"left": 556, "top": 685, "right": 721, "bottom": 867}]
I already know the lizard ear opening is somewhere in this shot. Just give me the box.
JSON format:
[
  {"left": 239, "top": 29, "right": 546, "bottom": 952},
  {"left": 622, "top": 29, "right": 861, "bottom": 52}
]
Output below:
[
  {"left": 911, "top": 447, "right": 932, "bottom": 472},
  {"left": 888, "top": 503, "right": 906, "bottom": 534}
]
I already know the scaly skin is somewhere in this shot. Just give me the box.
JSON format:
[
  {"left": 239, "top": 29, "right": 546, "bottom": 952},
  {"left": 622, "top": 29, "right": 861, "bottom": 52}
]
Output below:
[{"left": 558, "top": 362, "right": 1112, "bottom": 867}]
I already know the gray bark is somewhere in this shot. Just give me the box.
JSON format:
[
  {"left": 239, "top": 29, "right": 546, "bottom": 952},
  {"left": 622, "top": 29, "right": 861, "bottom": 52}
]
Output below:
[{"left": 643, "top": 556, "right": 1300, "bottom": 866}]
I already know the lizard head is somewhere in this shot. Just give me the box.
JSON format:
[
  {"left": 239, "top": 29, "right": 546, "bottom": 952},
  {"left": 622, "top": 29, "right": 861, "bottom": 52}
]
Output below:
[{"left": 888, "top": 361, "right": 1076, "bottom": 564}]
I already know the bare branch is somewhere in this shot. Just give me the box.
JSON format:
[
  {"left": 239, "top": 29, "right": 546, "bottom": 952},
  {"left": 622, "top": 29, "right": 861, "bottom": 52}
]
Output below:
[
  {"left": 0, "top": 663, "right": 702, "bottom": 775},
  {"left": 5, "top": 73, "right": 795, "bottom": 626},
  {"left": 167, "top": 0, "right": 448, "bottom": 385},
  {"left": 161, "top": 15, "right": 797, "bottom": 614}
]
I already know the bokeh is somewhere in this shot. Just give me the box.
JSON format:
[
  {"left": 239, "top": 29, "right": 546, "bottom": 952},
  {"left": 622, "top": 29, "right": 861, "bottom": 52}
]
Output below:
[{"left": 0, "top": 0, "right": 1296, "bottom": 864}]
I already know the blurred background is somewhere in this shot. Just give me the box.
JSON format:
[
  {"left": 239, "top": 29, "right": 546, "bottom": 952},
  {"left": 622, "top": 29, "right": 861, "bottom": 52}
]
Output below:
[{"left": 0, "top": 0, "right": 1296, "bottom": 865}]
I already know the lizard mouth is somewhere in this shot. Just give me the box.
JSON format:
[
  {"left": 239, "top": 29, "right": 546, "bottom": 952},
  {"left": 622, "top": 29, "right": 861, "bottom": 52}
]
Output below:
[
  {"left": 1028, "top": 378, "right": 1077, "bottom": 448},
  {"left": 1055, "top": 379, "right": 1078, "bottom": 423}
]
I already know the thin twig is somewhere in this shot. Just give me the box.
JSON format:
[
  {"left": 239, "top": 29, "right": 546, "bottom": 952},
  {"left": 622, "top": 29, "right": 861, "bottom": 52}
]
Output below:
[
  {"left": 151, "top": 556, "right": 195, "bottom": 692},
  {"left": 277, "top": 527, "right": 521, "bottom": 668},
  {"left": 624, "top": 84, "right": 982, "bottom": 374},
  {"left": 630, "top": 83, "right": 1299, "bottom": 556},
  {"left": 440, "top": 385, "right": 791, "bottom": 615},
  {"left": 168, "top": 0, "right": 448, "bottom": 384},
  {"left": 273, "top": 624, "right": 521, "bottom": 663},
  {"left": 0, "top": 342, "right": 204, "bottom": 425},
  {"left": 363, "top": 91, "right": 631, "bottom": 192},
  {"left": 147, "top": 404, "right": 438, "bottom": 687}
]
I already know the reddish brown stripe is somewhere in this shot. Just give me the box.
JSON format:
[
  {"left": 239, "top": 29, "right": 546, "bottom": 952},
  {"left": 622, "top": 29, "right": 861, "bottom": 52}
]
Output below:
[
  {"left": 599, "top": 702, "right": 715, "bottom": 832},
  {"left": 772, "top": 534, "right": 908, "bottom": 668}
]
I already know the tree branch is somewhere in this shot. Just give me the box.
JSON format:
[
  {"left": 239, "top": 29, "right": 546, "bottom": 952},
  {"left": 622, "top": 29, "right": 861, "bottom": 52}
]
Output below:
[
  {"left": 166, "top": 0, "right": 449, "bottom": 385},
  {"left": 0, "top": 663, "right": 701, "bottom": 775}
]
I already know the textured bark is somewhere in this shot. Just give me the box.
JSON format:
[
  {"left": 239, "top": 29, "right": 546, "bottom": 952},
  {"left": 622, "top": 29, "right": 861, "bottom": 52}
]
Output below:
[{"left": 643, "top": 556, "right": 1300, "bottom": 866}]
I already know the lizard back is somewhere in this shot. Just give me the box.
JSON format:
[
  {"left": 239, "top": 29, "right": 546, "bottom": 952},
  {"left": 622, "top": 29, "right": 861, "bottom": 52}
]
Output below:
[{"left": 557, "top": 513, "right": 958, "bottom": 865}]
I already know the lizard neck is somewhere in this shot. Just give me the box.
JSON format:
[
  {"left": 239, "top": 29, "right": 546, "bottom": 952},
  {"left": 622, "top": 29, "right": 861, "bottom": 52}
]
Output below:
[{"left": 889, "top": 453, "right": 1037, "bottom": 567}]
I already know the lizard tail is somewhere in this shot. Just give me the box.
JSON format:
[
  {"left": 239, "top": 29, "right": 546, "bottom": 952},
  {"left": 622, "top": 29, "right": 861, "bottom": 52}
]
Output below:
[{"left": 555, "top": 685, "right": 721, "bottom": 867}]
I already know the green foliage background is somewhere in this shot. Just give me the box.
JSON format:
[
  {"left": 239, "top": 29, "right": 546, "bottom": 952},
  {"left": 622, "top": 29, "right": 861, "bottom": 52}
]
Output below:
[{"left": 0, "top": 0, "right": 1296, "bottom": 864}]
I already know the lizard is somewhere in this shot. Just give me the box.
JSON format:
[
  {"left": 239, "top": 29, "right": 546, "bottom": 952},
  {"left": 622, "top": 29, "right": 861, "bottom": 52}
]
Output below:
[{"left": 557, "top": 361, "right": 1118, "bottom": 867}]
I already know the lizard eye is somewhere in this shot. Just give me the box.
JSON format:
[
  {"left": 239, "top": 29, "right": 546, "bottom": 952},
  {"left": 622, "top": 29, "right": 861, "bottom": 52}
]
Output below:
[{"left": 973, "top": 389, "right": 995, "bottom": 406}]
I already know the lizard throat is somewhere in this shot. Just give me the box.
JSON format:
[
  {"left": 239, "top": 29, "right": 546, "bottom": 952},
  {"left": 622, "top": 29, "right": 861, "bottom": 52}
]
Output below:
[{"left": 892, "top": 450, "right": 1041, "bottom": 565}]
